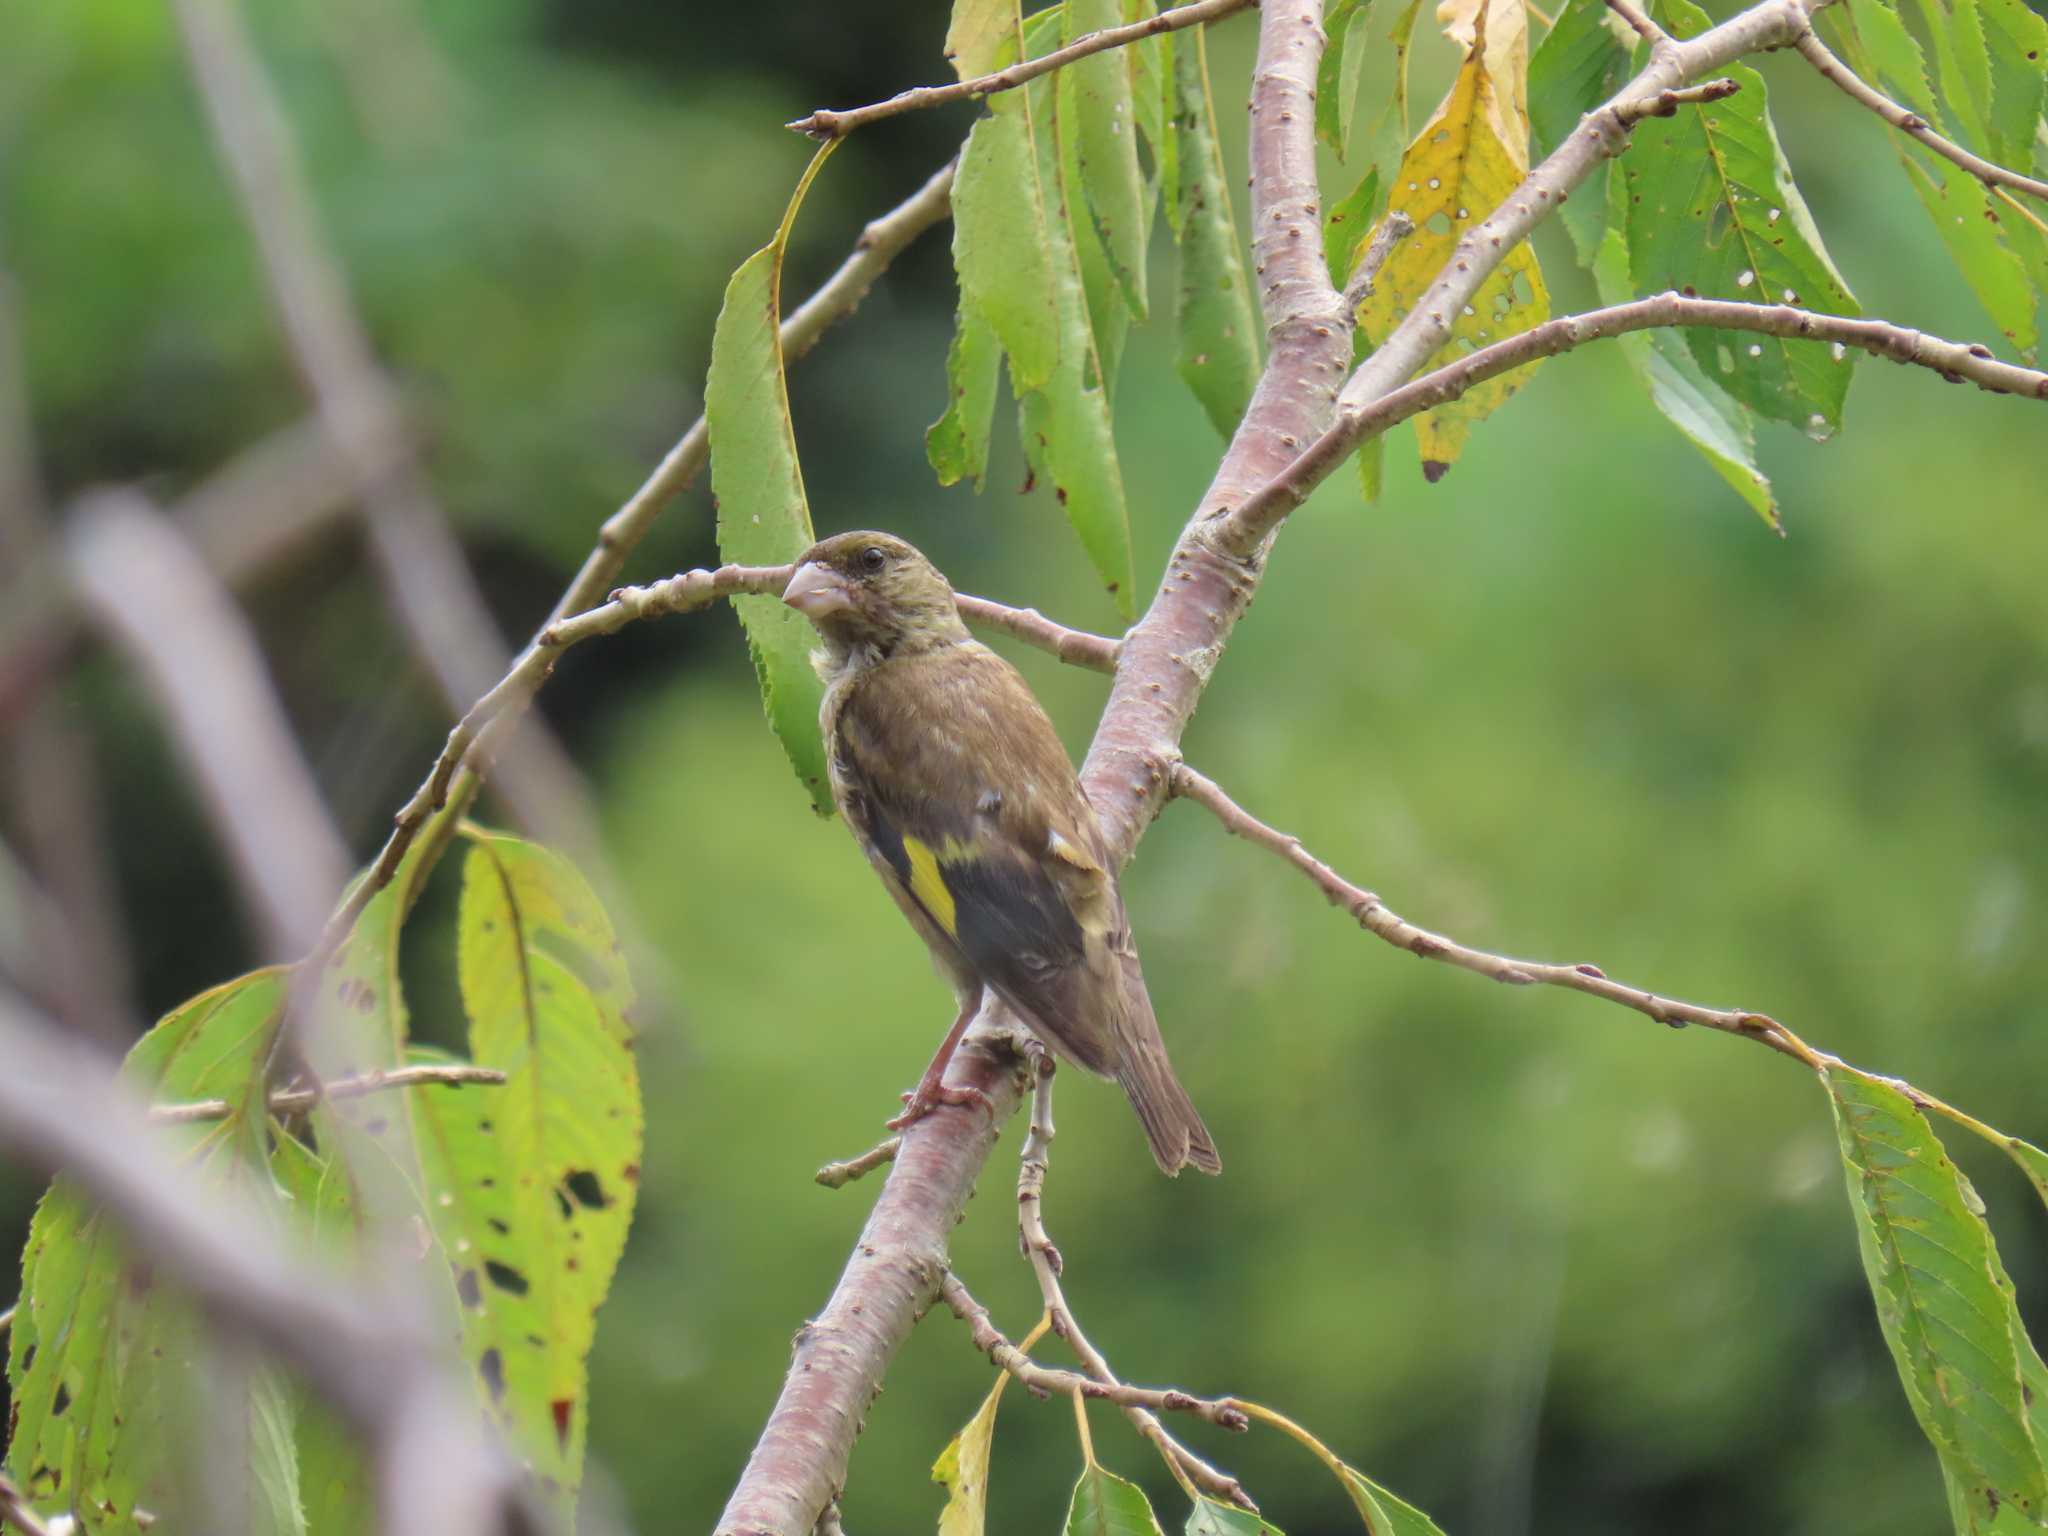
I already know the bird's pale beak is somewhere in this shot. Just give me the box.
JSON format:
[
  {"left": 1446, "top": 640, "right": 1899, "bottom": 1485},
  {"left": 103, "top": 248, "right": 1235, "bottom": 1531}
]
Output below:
[{"left": 782, "top": 561, "right": 854, "bottom": 619}]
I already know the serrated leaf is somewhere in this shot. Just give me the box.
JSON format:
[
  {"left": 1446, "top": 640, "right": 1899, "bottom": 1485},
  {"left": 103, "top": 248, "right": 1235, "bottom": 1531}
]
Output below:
[
  {"left": 932, "top": 1371, "right": 1014, "bottom": 1536},
  {"left": 1171, "top": 25, "right": 1261, "bottom": 437},
  {"left": 1325, "top": 166, "right": 1382, "bottom": 284},
  {"left": 1066, "top": 1461, "right": 1169, "bottom": 1536},
  {"left": 6, "top": 971, "right": 296, "bottom": 1535},
  {"left": 1903, "top": 152, "right": 2038, "bottom": 356},
  {"left": 1048, "top": 60, "right": 1137, "bottom": 393},
  {"left": 1318, "top": 0, "right": 1374, "bottom": 157},
  {"left": 1918, "top": 0, "right": 1995, "bottom": 155},
  {"left": 1360, "top": 0, "right": 1550, "bottom": 478},
  {"left": 1527, "top": 0, "right": 1632, "bottom": 265},
  {"left": 956, "top": 81, "right": 1063, "bottom": 394},
  {"left": 705, "top": 141, "right": 839, "bottom": 816},
  {"left": 1337, "top": 1463, "right": 1449, "bottom": 1536},
  {"left": 408, "top": 827, "right": 643, "bottom": 1510},
  {"left": 1831, "top": 0, "right": 1939, "bottom": 121},
  {"left": 1067, "top": 0, "right": 1152, "bottom": 317},
  {"left": 929, "top": 301, "right": 1003, "bottom": 488},
  {"left": 1126, "top": 0, "right": 1171, "bottom": 161},
  {"left": 1621, "top": 0, "right": 1860, "bottom": 436},
  {"left": 1595, "top": 209, "right": 1777, "bottom": 526},
  {"left": 1187, "top": 1497, "right": 1286, "bottom": 1535},
  {"left": 1825, "top": 1065, "right": 2048, "bottom": 1532},
  {"left": 1979, "top": 0, "right": 2048, "bottom": 171}
]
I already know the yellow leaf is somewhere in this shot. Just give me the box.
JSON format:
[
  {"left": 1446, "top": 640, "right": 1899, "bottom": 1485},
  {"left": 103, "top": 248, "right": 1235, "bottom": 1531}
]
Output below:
[
  {"left": 1358, "top": 0, "right": 1549, "bottom": 479},
  {"left": 932, "top": 1371, "right": 1014, "bottom": 1536}
]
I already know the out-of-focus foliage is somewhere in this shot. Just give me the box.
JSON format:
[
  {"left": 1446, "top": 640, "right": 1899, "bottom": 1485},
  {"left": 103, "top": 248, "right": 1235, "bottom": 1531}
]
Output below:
[{"left": 4, "top": 0, "right": 2048, "bottom": 1532}]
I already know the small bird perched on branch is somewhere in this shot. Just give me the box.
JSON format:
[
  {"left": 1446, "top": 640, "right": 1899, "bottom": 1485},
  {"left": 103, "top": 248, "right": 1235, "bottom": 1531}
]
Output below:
[{"left": 782, "top": 531, "right": 1221, "bottom": 1176}]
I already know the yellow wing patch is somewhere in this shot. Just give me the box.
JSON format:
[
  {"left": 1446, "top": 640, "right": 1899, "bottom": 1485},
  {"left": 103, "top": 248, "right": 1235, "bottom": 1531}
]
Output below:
[{"left": 900, "top": 835, "right": 959, "bottom": 939}]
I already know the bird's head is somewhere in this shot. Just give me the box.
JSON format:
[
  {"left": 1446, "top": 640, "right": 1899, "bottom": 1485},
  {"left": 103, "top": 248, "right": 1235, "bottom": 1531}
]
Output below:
[{"left": 782, "top": 531, "right": 967, "bottom": 656}]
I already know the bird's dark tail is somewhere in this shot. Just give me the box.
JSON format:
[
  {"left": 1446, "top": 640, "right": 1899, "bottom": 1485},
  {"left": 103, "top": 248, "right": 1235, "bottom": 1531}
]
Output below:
[{"left": 1111, "top": 957, "right": 1221, "bottom": 1177}]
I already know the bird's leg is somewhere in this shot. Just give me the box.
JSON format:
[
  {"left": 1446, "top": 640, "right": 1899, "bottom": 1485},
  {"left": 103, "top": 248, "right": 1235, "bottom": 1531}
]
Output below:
[{"left": 885, "top": 991, "right": 997, "bottom": 1130}]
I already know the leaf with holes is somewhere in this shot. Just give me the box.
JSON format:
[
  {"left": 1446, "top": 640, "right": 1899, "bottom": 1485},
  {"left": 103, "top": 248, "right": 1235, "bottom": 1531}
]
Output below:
[
  {"left": 706, "top": 141, "right": 840, "bottom": 816},
  {"left": 1358, "top": 0, "right": 1550, "bottom": 479},
  {"left": 1528, "top": 0, "right": 1632, "bottom": 264},
  {"left": 5, "top": 971, "right": 301, "bottom": 1535},
  {"left": 411, "top": 827, "right": 642, "bottom": 1511},
  {"left": 1621, "top": 0, "right": 1860, "bottom": 435},
  {"left": 1066, "top": 1461, "right": 1169, "bottom": 1536},
  {"left": 1825, "top": 1065, "right": 2048, "bottom": 1532},
  {"left": 932, "top": 1368, "right": 1018, "bottom": 1536},
  {"left": 1170, "top": 25, "right": 1261, "bottom": 437}
]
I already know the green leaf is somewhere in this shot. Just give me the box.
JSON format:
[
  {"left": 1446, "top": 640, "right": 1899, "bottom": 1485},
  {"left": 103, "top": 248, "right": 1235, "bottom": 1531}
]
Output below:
[
  {"left": 1067, "top": 0, "right": 1152, "bottom": 318},
  {"left": 1979, "top": 0, "right": 2048, "bottom": 172},
  {"left": 955, "top": 88, "right": 1063, "bottom": 395},
  {"left": 1317, "top": 0, "right": 1374, "bottom": 158},
  {"left": 928, "top": 301, "right": 1003, "bottom": 489},
  {"left": 705, "top": 140, "right": 839, "bottom": 816},
  {"left": 1187, "top": 1498, "right": 1286, "bottom": 1535},
  {"left": 948, "top": 0, "right": 1017, "bottom": 76},
  {"left": 1528, "top": 0, "right": 1631, "bottom": 265},
  {"left": 1337, "top": 1463, "right": 1450, "bottom": 1536},
  {"left": 1902, "top": 152, "right": 2038, "bottom": 357},
  {"left": 1832, "top": 0, "right": 1939, "bottom": 121},
  {"left": 1170, "top": 25, "right": 1261, "bottom": 437},
  {"left": 1325, "top": 166, "right": 1382, "bottom": 286},
  {"left": 1825, "top": 1065, "right": 2048, "bottom": 1531},
  {"left": 931, "top": 1371, "right": 1014, "bottom": 1536},
  {"left": 1595, "top": 213, "right": 1778, "bottom": 527},
  {"left": 410, "top": 827, "right": 643, "bottom": 1509},
  {"left": 2001, "top": 1135, "right": 2048, "bottom": 1210},
  {"left": 1357, "top": 433, "right": 1385, "bottom": 504},
  {"left": 1066, "top": 1461, "right": 1169, "bottom": 1536},
  {"left": 1621, "top": 0, "right": 1860, "bottom": 436},
  {"left": 5, "top": 971, "right": 294, "bottom": 1535},
  {"left": 1917, "top": 0, "right": 1994, "bottom": 156}
]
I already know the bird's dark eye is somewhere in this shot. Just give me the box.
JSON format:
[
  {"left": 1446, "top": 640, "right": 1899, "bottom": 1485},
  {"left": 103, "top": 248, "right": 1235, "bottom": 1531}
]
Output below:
[{"left": 857, "top": 546, "right": 887, "bottom": 575}]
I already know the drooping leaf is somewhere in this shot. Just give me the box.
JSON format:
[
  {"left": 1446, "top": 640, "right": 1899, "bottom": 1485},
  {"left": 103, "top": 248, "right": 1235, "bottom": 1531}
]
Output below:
[
  {"left": 1917, "top": 0, "right": 1995, "bottom": 156},
  {"left": 1527, "top": 0, "right": 1632, "bottom": 264},
  {"left": 955, "top": 74, "right": 1063, "bottom": 394},
  {"left": 1621, "top": 0, "right": 1861, "bottom": 436},
  {"left": 1359, "top": 0, "right": 1550, "bottom": 478},
  {"left": 1067, "top": 0, "right": 1152, "bottom": 317},
  {"left": 705, "top": 140, "right": 840, "bottom": 816},
  {"left": 1187, "top": 1497, "right": 1287, "bottom": 1535},
  {"left": 1171, "top": 25, "right": 1262, "bottom": 437},
  {"left": 1047, "top": 56, "right": 1137, "bottom": 393},
  {"left": 1125, "top": 0, "right": 1171, "bottom": 164},
  {"left": 1902, "top": 153, "right": 2038, "bottom": 356},
  {"left": 1596, "top": 210, "right": 1778, "bottom": 527},
  {"left": 5, "top": 971, "right": 297, "bottom": 1535},
  {"left": 409, "top": 827, "right": 643, "bottom": 1511},
  {"left": 1325, "top": 166, "right": 1382, "bottom": 285},
  {"left": 1066, "top": 1461, "right": 1169, "bottom": 1536},
  {"left": 1318, "top": 0, "right": 1375, "bottom": 157},
  {"left": 1357, "top": 433, "right": 1386, "bottom": 503},
  {"left": 1978, "top": 0, "right": 2048, "bottom": 172},
  {"left": 932, "top": 1370, "right": 1015, "bottom": 1536},
  {"left": 928, "top": 301, "right": 1004, "bottom": 488},
  {"left": 2002, "top": 1135, "right": 2048, "bottom": 1210},
  {"left": 1825, "top": 1065, "right": 2048, "bottom": 1532},
  {"left": 1380, "top": 0, "right": 1425, "bottom": 149},
  {"left": 947, "top": 0, "right": 1018, "bottom": 76},
  {"left": 1337, "top": 1463, "right": 1450, "bottom": 1536}
]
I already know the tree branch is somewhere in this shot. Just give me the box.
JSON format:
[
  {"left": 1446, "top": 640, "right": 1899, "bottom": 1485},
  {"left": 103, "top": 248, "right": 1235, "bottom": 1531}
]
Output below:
[
  {"left": 150, "top": 1061, "right": 507, "bottom": 1125},
  {"left": 787, "top": 0, "right": 1251, "bottom": 139},
  {"left": 1792, "top": 22, "right": 2048, "bottom": 204},
  {"left": 1339, "top": 211, "right": 1415, "bottom": 316},
  {"left": 814, "top": 1136, "right": 901, "bottom": 1189},
  {"left": 1223, "top": 293, "right": 2048, "bottom": 546},
  {"left": 1603, "top": 0, "right": 1672, "bottom": 49},
  {"left": 315, "top": 158, "right": 956, "bottom": 960},
  {"left": 1168, "top": 763, "right": 1826, "bottom": 1068}
]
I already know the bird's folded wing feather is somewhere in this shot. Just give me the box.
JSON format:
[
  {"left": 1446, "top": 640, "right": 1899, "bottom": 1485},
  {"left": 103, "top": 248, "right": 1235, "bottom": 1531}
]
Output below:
[{"left": 835, "top": 643, "right": 1123, "bottom": 1076}]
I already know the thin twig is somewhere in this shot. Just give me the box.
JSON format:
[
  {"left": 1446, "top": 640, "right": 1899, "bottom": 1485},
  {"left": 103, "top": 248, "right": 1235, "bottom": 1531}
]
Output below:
[
  {"left": 787, "top": 0, "right": 1251, "bottom": 138},
  {"left": 1169, "top": 763, "right": 1827, "bottom": 1069},
  {"left": 1793, "top": 24, "right": 2048, "bottom": 204},
  {"left": 1341, "top": 211, "right": 1415, "bottom": 314},
  {"left": 151, "top": 1062, "right": 507, "bottom": 1125},
  {"left": 0, "top": 1476, "right": 54, "bottom": 1536},
  {"left": 1225, "top": 292, "right": 2048, "bottom": 548},
  {"left": 1014, "top": 1062, "right": 1259, "bottom": 1507},
  {"left": 319, "top": 160, "right": 957, "bottom": 964},
  {"left": 939, "top": 1270, "right": 1248, "bottom": 1427},
  {"left": 1603, "top": 0, "right": 1672, "bottom": 48},
  {"left": 815, "top": 1136, "right": 901, "bottom": 1189}
]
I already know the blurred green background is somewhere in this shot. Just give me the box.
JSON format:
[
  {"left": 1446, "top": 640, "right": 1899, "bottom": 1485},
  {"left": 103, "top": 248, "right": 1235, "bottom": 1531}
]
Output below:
[{"left": 4, "top": 0, "right": 2047, "bottom": 1532}]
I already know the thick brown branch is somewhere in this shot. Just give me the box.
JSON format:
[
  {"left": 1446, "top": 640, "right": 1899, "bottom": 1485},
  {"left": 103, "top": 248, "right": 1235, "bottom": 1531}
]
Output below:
[
  {"left": 150, "top": 1062, "right": 507, "bottom": 1125},
  {"left": 789, "top": 0, "right": 1250, "bottom": 138},
  {"left": 1169, "top": 764, "right": 1827, "bottom": 1069},
  {"left": 938, "top": 1271, "right": 1248, "bottom": 1428},
  {"left": 1224, "top": 294, "right": 2048, "bottom": 545},
  {"left": 1793, "top": 24, "right": 2048, "bottom": 204}
]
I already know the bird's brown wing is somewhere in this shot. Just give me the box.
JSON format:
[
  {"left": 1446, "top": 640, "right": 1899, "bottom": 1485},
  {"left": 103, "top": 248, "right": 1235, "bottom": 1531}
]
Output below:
[{"left": 833, "top": 641, "right": 1123, "bottom": 1077}]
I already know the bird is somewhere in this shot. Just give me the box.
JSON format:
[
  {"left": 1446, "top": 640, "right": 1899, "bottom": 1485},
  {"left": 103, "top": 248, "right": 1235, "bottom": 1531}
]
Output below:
[{"left": 781, "top": 530, "right": 1221, "bottom": 1177}]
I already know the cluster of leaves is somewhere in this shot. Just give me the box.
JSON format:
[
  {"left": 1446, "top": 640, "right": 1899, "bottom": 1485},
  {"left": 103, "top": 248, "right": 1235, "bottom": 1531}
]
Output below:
[{"left": 4, "top": 826, "right": 643, "bottom": 1534}]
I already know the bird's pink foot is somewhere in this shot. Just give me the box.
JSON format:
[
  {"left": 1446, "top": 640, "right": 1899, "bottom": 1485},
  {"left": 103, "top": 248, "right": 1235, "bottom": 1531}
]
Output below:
[{"left": 886, "top": 1083, "right": 996, "bottom": 1130}]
